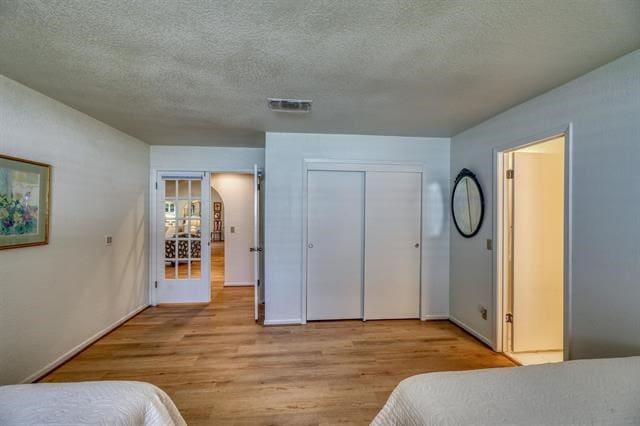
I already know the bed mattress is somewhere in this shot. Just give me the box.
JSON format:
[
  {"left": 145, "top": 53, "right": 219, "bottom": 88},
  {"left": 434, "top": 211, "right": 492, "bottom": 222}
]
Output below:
[
  {"left": 0, "top": 381, "right": 186, "bottom": 426},
  {"left": 372, "top": 356, "right": 640, "bottom": 425}
]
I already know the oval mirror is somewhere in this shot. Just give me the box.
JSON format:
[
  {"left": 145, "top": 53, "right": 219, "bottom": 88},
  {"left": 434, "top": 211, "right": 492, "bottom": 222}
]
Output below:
[{"left": 451, "top": 168, "right": 484, "bottom": 238}]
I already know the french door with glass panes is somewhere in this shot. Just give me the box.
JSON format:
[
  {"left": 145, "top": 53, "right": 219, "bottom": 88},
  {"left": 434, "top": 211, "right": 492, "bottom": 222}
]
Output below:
[{"left": 156, "top": 172, "right": 211, "bottom": 303}]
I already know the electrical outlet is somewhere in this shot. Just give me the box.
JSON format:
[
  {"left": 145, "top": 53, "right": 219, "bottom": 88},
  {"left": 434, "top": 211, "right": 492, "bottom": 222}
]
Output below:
[
  {"left": 230, "top": 226, "right": 236, "bottom": 234},
  {"left": 105, "top": 235, "right": 113, "bottom": 246},
  {"left": 479, "top": 305, "right": 488, "bottom": 320},
  {"left": 486, "top": 239, "right": 493, "bottom": 250}
]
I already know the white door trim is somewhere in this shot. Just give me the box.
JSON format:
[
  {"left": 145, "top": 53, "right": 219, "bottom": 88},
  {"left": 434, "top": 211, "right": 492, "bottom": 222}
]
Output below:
[
  {"left": 301, "top": 159, "right": 424, "bottom": 324},
  {"left": 149, "top": 167, "right": 255, "bottom": 306},
  {"left": 492, "top": 123, "right": 573, "bottom": 360}
]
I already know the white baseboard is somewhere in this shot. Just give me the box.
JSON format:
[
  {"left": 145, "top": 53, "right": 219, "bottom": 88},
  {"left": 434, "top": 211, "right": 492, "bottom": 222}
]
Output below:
[
  {"left": 421, "top": 314, "right": 449, "bottom": 321},
  {"left": 263, "top": 318, "right": 302, "bottom": 326},
  {"left": 224, "top": 282, "right": 254, "bottom": 287},
  {"left": 22, "top": 304, "right": 149, "bottom": 383},
  {"left": 449, "top": 316, "right": 493, "bottom": 348}
]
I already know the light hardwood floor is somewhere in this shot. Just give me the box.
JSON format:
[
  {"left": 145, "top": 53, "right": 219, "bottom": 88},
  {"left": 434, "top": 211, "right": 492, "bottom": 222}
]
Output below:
[{"left": 41, "top": 241, "right": 514, "bottom": 425}]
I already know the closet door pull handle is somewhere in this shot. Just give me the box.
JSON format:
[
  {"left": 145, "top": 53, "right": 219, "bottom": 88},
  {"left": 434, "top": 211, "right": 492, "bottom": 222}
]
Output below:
[{"left": 414, "top": 243, "right": 420, "bottom": 248}]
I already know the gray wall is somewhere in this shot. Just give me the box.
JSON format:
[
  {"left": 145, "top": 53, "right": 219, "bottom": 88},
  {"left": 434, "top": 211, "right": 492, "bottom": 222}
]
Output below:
[
  {"left": 0, "top": 75, "right": 150, "bottom": 384},
  {"left": 264, "top": 132, "right": 450, "bottom": 324},
  {"left": 450, "top": 49, "right": 640, "bottom": 359}
]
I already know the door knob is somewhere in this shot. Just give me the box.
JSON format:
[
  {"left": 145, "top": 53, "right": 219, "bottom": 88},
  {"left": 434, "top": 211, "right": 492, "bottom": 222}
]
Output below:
[
  {"left": 414, "top": 243, "right": 420, "bottom": 248},
  {"left": 308, "top": 243, "right": 314, "bottom": 248}
]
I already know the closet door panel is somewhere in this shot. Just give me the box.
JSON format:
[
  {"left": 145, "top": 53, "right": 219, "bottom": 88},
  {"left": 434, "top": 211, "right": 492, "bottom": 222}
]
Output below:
[
  {"left": 307, "top": 171, "right": 364, "bottom": 320},
  {"left": 364, "top": 172, "right": 421, "bottom": 319}
]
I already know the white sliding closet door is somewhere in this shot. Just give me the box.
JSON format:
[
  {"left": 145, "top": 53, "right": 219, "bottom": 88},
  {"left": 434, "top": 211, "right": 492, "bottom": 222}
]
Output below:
[
  {"left": 364, "top": 172, "right": 421, "bottom": 319},
  {"left": 307, "top": 171, "right": 364, "bottom": 320}
]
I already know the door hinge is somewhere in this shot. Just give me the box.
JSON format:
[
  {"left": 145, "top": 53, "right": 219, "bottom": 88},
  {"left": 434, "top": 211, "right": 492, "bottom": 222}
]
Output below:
[
  {"left": 249, "top": 247, "right": 263, "bottom": 253},
  {"left": 257, "top": 279, "right": 260, "bottom": 287},
  {"left": 154, "top": 281, "right": 158, "bottom": 289},
  {"left": 505, "top": 313, "right": 513, "bottom": 323},
  {"left": 506, "top": 169, "right": 514, "bottom": 179},
  {"left": 155, "top": 182, "right": 158, "bottom": 190}
]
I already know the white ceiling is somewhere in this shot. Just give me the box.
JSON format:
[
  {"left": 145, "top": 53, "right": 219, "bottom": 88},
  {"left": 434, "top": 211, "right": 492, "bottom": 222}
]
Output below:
[{"left": 1, "top": 1, "right": 639, "bottom": 147}]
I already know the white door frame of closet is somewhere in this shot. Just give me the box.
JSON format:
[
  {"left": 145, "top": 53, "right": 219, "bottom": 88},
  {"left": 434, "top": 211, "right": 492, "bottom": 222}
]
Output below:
[{"left": 301, "top": 159, "right": 424, "bottom": 324}]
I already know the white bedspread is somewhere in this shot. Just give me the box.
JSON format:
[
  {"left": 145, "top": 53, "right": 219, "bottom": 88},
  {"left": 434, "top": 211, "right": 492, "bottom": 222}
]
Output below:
[
  {"left": 372, "top": 356, "right": 640, "bottom": 426},
  {"left": 0, "top": 381, "right": 186, "bottom": 426}
]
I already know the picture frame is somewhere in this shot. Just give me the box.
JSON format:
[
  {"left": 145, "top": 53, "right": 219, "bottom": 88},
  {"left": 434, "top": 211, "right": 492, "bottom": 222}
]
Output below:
[{"left": 0, "top": 154, "right": 51, "bottom": 250}]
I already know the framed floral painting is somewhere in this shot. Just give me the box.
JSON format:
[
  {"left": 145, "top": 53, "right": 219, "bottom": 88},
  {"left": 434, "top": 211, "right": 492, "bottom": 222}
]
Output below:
[{"left": 0, "top": 154, "right": 51, "bottom": 250}]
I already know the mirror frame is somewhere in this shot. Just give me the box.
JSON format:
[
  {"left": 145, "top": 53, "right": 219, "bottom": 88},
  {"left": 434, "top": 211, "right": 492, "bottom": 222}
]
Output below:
[{"left": 451, "top": 168, "right": 485, "bottom": 238}]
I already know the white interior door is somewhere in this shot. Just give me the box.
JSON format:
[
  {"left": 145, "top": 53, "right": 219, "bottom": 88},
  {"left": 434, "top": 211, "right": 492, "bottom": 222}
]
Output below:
[
  {"left": 156, "top": 172, "right": 211, "bottom": 303},
  {"left": 307, "top": 170, "right": 365, "bottom": 320},
  {"left": 512, "top": 152, "right": 564, "bottom": 352},
  {"left": 252, "top": 164, "right": 261, "bottom": 320},
  {"left": 364, "top": 172, "right": 421, "bottom": 319}
]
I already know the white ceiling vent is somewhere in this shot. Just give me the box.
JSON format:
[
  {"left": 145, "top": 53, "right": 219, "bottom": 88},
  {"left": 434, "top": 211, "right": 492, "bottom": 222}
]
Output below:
[{"left": 267, "top": 98, "right": 312, "bottom": 113}]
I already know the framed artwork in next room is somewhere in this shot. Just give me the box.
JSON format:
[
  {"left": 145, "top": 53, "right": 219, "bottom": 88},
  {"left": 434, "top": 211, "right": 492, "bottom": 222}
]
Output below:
[{"left": 0, "top": 154, "right": 51, "bottom": 250}]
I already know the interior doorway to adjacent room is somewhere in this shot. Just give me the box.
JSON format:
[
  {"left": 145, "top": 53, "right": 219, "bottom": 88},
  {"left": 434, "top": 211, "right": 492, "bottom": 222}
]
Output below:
[
  {"left": 496, "top": 134, "right": 567, "bottom": 365},
  {"left": 154, "top": 166, "right": 263, "bottom": 321},
  {"left": 210, "top": 186, "right": 225, "bottom": 298},
  {"left": 210, "top": 170, "right": 263, "bottom": 320}
]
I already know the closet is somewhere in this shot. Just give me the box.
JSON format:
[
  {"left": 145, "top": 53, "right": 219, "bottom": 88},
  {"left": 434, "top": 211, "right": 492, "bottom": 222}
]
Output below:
[{"left": 305, "top": 164, "right": 422, "bottom": 321}]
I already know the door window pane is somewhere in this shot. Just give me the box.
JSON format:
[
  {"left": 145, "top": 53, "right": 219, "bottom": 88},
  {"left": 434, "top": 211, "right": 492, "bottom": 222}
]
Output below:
[
  {"left": 164, "top": 219, "right": 177, "bottom": 239},
  {"left": 164, "top": 201, "right": 176, "bottom": 216},
  {"left": 190, "top": 239, "right": 202, "bottom": 260},
  {"left": 190, "top": 260, "right": 201, "bottom": 278},
  {"left": 164, "top": 259, "right": 176, "bottom": 279},
  {"left": 175, "top": 219, "right": 189, "bottom": 235},
  {"left": 165, "top": 180, "right": 176, "bottom": 198},
  {"left": 176, "top": 239, "right": 190, "bottom": 260},
  {"left": 177, "top": 180, "right": 190, "bottom": 199},
  {"left": 189, "top": 219, "right": 201, "bottom": 236},
  {"left": 191, "top": 180, "right": 201, "bottom": 198},
  {"left": 177, "top": 200, "right": 191, "bottom": 219},
  {"left": 177, "top": 260, "right": 189, "bottom": 279}
]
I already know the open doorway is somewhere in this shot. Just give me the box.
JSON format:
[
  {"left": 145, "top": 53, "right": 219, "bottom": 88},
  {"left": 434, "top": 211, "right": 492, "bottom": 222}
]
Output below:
[
  {"left": 153, "top": 166, "right": 263, "bottom": 318},
  {"left": 210, "top": 172, "right": 262, "bottom": 320},
  {"left": 211, "top": 186, "right": 225, "bottom": 298},
  {"left": 497, "top": 135, "right": 566, "bottom": 365}
]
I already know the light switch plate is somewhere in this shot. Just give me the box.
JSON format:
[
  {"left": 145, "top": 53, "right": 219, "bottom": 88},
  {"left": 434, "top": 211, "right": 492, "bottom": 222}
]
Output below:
[
  {"left": 105, "top": 235, "right": 113, "bottom": 246},
  {"left": 230, "top": 226, "right": 235, "bottom": 234}
]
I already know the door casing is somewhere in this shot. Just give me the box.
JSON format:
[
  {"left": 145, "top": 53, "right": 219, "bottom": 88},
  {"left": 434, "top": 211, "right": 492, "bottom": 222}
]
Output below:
[
  {"left": 149, "top": 167, "right": 261, "bottom": 306},
  {"left": 492, "top": 124, "right": 573, "bottom": 359}
]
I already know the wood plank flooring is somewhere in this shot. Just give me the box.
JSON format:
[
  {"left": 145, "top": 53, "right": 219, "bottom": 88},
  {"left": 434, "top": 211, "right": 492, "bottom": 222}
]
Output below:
[{"left": 41, "top": 242, "right": 514, "bottom": 425}]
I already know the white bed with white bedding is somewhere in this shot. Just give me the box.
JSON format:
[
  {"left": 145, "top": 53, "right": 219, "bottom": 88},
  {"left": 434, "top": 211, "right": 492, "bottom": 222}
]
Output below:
[
  {"left": 373, "top": 356, "right": 640, "bottom": 426},
  {"left": 0, "top": 381, "right": 186, "bottom": 426}
]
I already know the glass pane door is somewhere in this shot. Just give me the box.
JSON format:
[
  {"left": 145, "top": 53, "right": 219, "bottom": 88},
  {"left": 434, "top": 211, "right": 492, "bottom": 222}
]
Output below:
[{"left": 157, "top": 172, "right": 210, "bottom": 303}]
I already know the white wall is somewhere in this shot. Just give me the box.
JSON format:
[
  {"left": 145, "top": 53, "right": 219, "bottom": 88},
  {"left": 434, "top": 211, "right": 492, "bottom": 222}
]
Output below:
[
  {"left": 450, "top": 49, "right": 640, "bottom": 359},
  {"left": 264, "top": 132, "right": 450, "bottom": 324},
  {"left": 212, "top": 173, "right": 254, "bottom": 285},
  {"left": 150, "top": 146, "right": 264, "bottom": 171},
  {"left": 0, "top": 75, "right": 149, "bottom": 384}
]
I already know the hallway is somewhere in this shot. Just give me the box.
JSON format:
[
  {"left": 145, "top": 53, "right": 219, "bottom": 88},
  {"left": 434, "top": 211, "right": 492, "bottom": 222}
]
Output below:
[{"left": 211, "top": 240, "right": 225, "bottom": 298}]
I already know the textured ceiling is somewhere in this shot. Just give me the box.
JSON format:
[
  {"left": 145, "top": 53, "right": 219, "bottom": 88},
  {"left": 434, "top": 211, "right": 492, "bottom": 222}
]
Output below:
[{"left": 1, "top": 1, "right": 639, "bottom": 147}]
